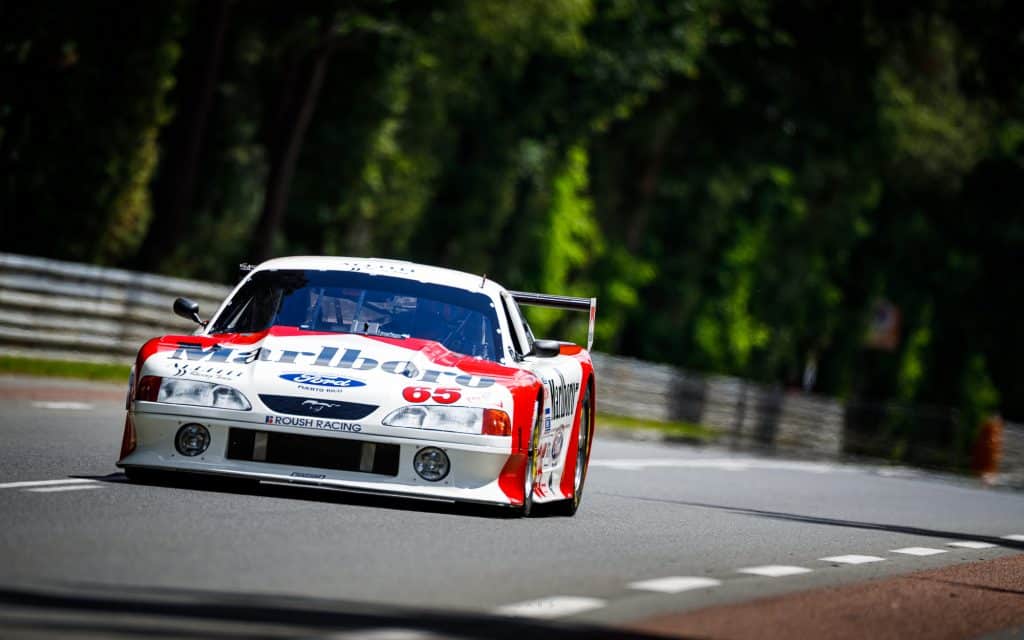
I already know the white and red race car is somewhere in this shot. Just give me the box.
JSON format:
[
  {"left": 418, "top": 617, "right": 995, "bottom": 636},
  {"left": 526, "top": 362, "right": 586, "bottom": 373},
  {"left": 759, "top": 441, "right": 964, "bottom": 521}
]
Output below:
[{"left": 117, "top": 257, "right": 597, "bottom": 515}]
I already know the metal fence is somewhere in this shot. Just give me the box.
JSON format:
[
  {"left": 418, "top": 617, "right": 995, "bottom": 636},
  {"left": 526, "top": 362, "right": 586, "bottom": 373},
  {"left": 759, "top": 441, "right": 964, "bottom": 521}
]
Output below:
[
  {"left": 1, "top": 251, "right": 1021, "bottom": 480},
  {"left": 0, "top": 252, "right": 229, "bottom": 363},
  {"left": 591, "top": 352, "right": 844, "bottom": 457},
  {"left": 1001, "top": 423, "right": 1024, "bottom": 485}
]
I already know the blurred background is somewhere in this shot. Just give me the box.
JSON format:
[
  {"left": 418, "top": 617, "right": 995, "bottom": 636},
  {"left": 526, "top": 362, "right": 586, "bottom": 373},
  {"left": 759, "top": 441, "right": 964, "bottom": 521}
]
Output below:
[{"left": 2, "top": 0, "right": 1023, "bottom": 472}]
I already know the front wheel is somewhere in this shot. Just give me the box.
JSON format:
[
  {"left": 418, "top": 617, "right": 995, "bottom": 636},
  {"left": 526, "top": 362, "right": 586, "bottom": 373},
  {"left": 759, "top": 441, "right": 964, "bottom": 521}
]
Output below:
[
  {"left": 552, "top": 383, "right": 593, "bottom": 517},
  {"left": 520, "top": 399, "right": 543, "bottom": 517}
]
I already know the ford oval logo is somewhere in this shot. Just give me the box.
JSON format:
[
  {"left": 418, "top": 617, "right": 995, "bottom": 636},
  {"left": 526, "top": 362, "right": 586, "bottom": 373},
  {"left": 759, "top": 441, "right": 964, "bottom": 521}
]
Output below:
[{"left": 279, "top": 373, "right": 366, "bottom": 388}]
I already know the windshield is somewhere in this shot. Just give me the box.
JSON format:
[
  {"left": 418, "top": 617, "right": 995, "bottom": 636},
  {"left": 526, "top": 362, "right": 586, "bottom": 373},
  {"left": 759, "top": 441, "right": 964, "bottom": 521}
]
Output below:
[{"left": 210, "top": 269, "right": 501, "bottom": 361}]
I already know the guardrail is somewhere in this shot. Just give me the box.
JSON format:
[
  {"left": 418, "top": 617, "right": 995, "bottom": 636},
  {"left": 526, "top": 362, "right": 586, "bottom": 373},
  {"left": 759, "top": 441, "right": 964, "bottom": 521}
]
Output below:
[
  {"left": 0, "top": 251, "right": 1021, "bottom": 482},
  {"left": 591, "top": 352, "right": 844, "bottom": 457},
  {"left": 0, "top": 252, "right": 230, "bottom": 363},
  {"left": 1000, "top": 424, "right": 1024, "bottom": 486}
]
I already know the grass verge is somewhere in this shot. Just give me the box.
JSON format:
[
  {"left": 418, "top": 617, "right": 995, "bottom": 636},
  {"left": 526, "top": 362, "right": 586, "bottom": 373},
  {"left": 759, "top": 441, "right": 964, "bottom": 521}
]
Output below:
[
  {"left": 0, "top": 356, "right": 130, "bottom": 383},
  {"left": 598, "top": 413, "right": 719, "bottom": 442}
]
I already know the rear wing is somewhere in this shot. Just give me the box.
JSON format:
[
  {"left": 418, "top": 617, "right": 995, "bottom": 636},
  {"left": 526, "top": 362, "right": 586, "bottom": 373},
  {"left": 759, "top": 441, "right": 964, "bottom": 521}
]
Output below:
[{"left": 509, "top": 291, "right": 597, "bottom": 351}]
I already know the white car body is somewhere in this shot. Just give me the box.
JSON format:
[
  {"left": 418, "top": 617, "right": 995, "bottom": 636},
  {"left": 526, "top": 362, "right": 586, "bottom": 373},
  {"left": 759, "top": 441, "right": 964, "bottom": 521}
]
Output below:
[{"left": 117, "top": 257, "right": 597, "bottom": 515}]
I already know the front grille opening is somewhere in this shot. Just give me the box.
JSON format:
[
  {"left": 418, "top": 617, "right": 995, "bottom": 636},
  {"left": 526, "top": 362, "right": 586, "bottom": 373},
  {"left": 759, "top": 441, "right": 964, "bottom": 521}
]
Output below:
[
  {"left": 259, "top": 395, "right": 378, "bottom": 420},
  {"left": 226, "top": 428, "right": 399, "bottom": 476}
]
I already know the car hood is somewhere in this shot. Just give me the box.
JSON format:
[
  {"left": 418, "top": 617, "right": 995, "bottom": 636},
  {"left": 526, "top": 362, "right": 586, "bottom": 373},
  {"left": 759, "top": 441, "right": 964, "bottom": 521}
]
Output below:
[{"left": 135, "top": 326, "right": 531, "bottom": 420}]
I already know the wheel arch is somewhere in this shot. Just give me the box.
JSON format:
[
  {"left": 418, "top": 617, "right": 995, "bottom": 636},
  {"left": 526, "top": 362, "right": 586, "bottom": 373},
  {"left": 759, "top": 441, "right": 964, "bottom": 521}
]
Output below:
[{"left": 558, "top": 370, "right": 595, "bottom": 500}]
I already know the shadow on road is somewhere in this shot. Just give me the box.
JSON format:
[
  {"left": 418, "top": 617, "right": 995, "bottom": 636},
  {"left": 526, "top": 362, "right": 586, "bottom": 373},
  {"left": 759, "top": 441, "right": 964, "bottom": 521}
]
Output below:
[
  {"left": 78, "top": 472, "right": 573, "bottom": 519},
  {"left": 0, "top": 582, "right": 674, "bottom": 640},
  {"left": 597, "top": 492, "right": 1024, "bottom": 551}
]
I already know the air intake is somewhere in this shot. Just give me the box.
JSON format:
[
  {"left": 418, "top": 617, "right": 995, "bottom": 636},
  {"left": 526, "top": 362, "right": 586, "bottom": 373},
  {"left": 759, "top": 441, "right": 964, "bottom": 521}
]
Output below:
[{"left": 260, "top": 395, "right": 377, "bottom": 420}]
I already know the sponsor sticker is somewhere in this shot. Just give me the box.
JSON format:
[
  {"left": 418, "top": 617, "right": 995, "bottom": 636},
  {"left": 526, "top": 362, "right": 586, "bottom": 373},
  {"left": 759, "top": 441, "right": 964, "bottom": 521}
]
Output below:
[
  {"left": 172, "top": 344, "right": 497, "bottom": 388},
  {"left": 300, "top": 399, "right": 341, "bottom": 414},
  {"left": 170, "top": 343, "right": 259, "bottom": 364},
  {"left": 290, "top": 471, "right": 326, "bottom": 479},
  {"left": 402, "top": 386, "right": 461, "bottom": 404},
  {"left": 171, "top": 362, "right": 244, "bottom": 380},
  {"left": 551, "top": 431, "right": 565, "bottom": 460},
  {"left": 546, "top": 372, "right": 579, "bottom": 421},
  {"left": 279, "top": 373, "right": 366, "bottom": 389},
  {"left": 264, "top": 415, "right": 363, "bottom": 433}
]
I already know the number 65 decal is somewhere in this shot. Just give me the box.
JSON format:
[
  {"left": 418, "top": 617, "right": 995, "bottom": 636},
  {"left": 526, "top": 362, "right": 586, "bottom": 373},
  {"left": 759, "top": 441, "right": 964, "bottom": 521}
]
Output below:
[{"left": 403, "top": 386, "right": 462, "bottom": 404}]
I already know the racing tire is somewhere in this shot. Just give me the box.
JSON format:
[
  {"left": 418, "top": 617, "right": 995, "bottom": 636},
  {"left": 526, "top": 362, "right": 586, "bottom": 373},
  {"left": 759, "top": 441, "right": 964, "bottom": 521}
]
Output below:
[
  {"left": 520, "top": 399, "right": 543, "bottom": 517},
  {"left": 551, "top": 383, "right": 593, "bottom": 517}
]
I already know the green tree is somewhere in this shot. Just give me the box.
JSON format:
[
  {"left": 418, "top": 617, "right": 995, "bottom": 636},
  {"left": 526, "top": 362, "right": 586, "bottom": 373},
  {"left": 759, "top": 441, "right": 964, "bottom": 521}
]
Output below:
[{"left": 1, "top": 1, "right": 184, "bottom": 264}]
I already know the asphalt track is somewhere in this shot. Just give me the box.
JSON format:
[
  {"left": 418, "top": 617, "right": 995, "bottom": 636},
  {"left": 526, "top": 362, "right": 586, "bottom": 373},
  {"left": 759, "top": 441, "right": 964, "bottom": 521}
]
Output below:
[{"left": 1, "top": 374, "right": 1022, "bottom": 639}]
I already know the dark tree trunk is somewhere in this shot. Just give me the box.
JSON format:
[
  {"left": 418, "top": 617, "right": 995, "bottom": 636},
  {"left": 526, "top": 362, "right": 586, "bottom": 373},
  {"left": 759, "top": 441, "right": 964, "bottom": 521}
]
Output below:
[
  {"left": 250, "top": 20, "right": 335, "bottom": 264},
  {"left": 626, "top": 109, "right": 676, "bottom": 253},
  {"left": 136, "top": 0, "right": 231, "bottom": 270}
]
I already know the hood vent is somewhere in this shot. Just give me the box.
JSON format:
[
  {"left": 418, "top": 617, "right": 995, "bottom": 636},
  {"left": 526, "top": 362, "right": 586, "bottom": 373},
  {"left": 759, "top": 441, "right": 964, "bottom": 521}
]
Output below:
[{"left": 260, "top": 395, "right": 378, "bottom": 420}]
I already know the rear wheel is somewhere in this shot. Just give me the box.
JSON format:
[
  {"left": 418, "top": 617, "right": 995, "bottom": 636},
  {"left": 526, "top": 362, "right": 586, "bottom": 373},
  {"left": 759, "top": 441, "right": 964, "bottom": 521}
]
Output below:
[{"left": 552, "top": 384, "right": 593, "bottom": 516}]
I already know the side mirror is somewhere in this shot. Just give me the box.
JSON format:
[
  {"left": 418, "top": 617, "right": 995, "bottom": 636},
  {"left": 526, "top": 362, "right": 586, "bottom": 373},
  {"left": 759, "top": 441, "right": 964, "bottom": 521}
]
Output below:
[
  {"left": 173, "top": 297, "right": 205, "bottom": 326},
  {"left": 530, "top": 339, "right": 561, "bottom": 358}
]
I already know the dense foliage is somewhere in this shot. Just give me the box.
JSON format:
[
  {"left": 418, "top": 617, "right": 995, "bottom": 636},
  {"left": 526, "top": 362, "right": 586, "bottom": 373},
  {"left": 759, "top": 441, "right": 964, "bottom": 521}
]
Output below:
[{"left": 3, "top": 1, "right": 1023, "bottom": 433}]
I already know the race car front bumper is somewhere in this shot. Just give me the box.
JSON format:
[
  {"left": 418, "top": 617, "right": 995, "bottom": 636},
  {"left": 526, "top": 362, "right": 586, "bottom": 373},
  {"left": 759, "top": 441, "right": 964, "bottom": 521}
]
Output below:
[{"left": 117, "top": 407, "right": 525, "bottom": 506}]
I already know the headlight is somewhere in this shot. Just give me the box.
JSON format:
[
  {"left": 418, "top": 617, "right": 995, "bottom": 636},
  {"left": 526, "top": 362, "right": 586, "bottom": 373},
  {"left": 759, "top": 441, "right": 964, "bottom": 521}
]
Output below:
[
  {"left": 413, "top": 447, "right": 450, "bottom": 481},
  {"left": 175, "top": 423, "right": 211, "bottom": 456},
  {"left": 156, "top": 378, "right": 251, "bottom": 411},
  {"left": 382, "top": 406, "right": 510, "bottom": 435}
]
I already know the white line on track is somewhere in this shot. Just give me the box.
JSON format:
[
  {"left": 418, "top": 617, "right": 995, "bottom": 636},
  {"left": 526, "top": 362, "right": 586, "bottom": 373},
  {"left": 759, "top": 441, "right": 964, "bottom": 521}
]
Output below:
[
  {"left": 487, "top": 535, "right": 1013, "bottom": 621},
  {"left": 628, "top": 576, "right": 722, "bottom": 594},
  {"left": 891, "top": 547, "right": 948, "bottom": 556},
  {"left": 874, "top": 468, "right": 920, "bottom": 478},
  {"left": 0, "top": 478, "right": 99, "bottom": 490},
  {"left": 590, "top": 458, "right": 844, "bottom": 474},
  {"left": 736, "top": 565, "right": 813, "bottom": 577},
  {"left": 31, "top": 401, "right": 94, "bottom": 410},
  {"left": 820, "top": 555, "right": 886, "bottom": 565},
  {"left": 326, "top": 630, "right": 446, "bottom": 640},
  {"left": 494, "top": 596, "right": 606, "bottom": 619},
  {"left": 947, "top": 541, "right": 997, "bottom": 549},
  {"left": 25, "top": 484, "right": 103, "bottom": 493}
]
